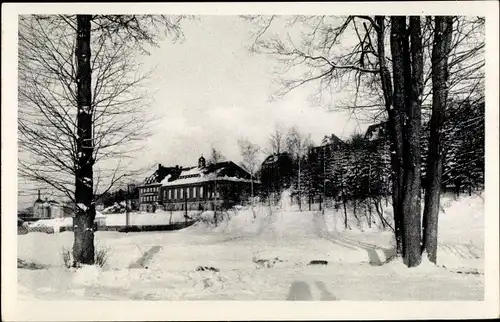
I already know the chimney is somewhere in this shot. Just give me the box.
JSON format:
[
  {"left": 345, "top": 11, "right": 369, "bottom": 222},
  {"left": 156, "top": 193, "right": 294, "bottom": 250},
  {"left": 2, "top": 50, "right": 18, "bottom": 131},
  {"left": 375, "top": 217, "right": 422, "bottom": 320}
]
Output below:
[{"left": 158, "top": 163, "right": 162, "bottom": 170}]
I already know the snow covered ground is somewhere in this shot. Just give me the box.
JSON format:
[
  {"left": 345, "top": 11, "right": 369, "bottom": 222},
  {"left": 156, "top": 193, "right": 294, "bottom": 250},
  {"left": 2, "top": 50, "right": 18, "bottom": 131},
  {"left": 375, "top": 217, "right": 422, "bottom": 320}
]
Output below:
[
  {"left": 17, "top": 191, "right": 485, "bottom": 301},
  {"left": 26, "top": 210, "right": 194, "bottom": 229}
]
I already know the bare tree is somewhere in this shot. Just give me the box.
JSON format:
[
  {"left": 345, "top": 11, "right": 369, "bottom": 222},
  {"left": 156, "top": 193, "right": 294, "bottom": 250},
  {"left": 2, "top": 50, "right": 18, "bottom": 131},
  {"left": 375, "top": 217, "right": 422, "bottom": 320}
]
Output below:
[
  {"left": 267, "top": 123, "right": 286, "bottom": 155},
  {"left": 238, "top": 138, "right": 261, "bottom": 217},
  {"left": 422, "top": 16, "right": 454, "bottom": 263},
  {"left": 18, "top": 14, "right": 186, "bottom": 265},
  {"left": 244, "top": 15, "right": 481, "bottom": 267},
  {"left": 285, "top": 126, "right": 313, "bottom": 211}
]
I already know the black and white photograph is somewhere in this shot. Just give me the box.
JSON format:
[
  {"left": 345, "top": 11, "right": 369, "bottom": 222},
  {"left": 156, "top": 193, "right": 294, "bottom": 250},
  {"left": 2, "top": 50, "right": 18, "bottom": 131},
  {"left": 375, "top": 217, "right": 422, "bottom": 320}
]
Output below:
[{"left": 2, "top": 2, "right": 499, "bottom": 321}]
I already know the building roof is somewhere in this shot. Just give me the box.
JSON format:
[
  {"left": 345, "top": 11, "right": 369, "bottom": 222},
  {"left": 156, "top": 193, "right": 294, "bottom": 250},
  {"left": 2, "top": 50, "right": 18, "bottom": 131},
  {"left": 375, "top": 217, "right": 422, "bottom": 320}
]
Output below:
[
  {"left": 42, "top": 200, "right": 60, "bottom": 207},
  {"left": 364, "top": 121, "right": 389, "bottom": 141},
  {"left": 142, "top": 164, "right": 182, "bottom": 186},
  {"left": 262, "top": 152, "right": 292, "bottom": 166},
  {"left": 161, "top": 160, "right": 259, "bottom": 187}
]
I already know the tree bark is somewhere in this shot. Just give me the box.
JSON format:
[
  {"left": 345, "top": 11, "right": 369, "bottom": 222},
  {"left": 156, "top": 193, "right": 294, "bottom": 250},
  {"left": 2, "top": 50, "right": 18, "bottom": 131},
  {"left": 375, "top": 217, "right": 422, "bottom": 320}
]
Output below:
[
  {"left": 375, "top": 16, "right": 403, "bottom": 254},
  {"left": 401, "top": 16, "right": 424, "bottom": 267},
  {"left": 73, "top": 15, "right": 95, "bottom": 266},
  {"left": 386, "top": 16, "right": 406, "bottom": 255},
  {"left": 423, "top": 16, "right": 454, "bottom": 263}
]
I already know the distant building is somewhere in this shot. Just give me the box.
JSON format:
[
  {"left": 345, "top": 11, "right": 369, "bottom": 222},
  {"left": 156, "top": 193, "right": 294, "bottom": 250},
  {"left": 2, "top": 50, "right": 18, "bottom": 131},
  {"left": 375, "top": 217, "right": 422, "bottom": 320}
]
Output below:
[
  {"left": 364, "top": 121, "right": 389, "bottom": 142},
  {"left": 32, "top": 190, "right": 73, "bottom": 218},
  {"left": 260, "top": 152, "right": 294, "bottom": 197},
  {"left": 138, "top": 156, "right": 259, "bottom": 212},
  {"left": 33, "top": 190, "right": 44, "bottom": 218}
]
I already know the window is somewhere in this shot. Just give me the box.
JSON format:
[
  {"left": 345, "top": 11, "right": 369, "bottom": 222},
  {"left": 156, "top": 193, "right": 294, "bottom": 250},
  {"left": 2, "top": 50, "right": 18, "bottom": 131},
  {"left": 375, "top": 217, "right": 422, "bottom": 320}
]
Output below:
[
  {"left": 200, "top": 186, "right": 204, "bottom": 198},
  {"left": 187, "top": 187, "right": 190, "bottom": 199},
  {"left": 180, "top": 188, "right": 184, "bottom": 199},
  {"left": 174, "top": 188, "right": 177, "bottom": 199},
  {"left": 168, "top": 189, "right": 172, "bottom": 200},
  {"left": 194, "top": 186, "right": 197, "bottom": 198}
]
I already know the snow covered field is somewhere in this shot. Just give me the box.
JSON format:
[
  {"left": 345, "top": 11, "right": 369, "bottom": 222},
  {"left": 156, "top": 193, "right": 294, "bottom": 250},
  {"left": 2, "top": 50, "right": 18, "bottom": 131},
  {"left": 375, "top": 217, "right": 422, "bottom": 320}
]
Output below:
[{"left": 17, "top": 192, "right": 485, "bottom": 301}]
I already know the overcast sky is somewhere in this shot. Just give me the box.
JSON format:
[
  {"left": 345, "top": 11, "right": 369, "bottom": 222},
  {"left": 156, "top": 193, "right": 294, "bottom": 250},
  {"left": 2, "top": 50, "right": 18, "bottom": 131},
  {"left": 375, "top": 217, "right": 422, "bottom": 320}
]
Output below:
[
  {"left": 18, "top": 15, "right": 369, "bottom": 208},
  {"left": 137, "top": 16, "right": 366, "bottom": 167}
]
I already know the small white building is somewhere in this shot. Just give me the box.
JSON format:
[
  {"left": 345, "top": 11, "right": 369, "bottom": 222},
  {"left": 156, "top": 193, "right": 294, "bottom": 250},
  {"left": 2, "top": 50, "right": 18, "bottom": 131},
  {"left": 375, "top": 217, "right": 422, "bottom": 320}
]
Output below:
[{"left": 33, "top": 191, "right": 72, "bottom": 219}]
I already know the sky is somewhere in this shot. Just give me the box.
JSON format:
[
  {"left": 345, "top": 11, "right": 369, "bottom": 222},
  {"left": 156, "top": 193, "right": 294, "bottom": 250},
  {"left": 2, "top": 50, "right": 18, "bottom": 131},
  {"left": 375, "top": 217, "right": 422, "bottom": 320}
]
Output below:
[
  {"left": 136, "top": 16, "right": 365, "bottom": 168},
  {"left": 17, "top": 15, "right": 370, "bottom": 209}
]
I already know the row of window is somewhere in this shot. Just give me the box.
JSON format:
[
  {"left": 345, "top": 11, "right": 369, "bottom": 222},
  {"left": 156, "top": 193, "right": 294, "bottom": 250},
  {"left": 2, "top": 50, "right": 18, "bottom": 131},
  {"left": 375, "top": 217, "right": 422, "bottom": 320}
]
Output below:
[
  {"left": 141, "top": 186, "right": 159, "bottom": 194},
  {"left": 164, "top": 186, "right": 219, "bottom": 200},
  {"left": 140, "top": 195, "right": 158, "bottom": 203},
  {"left": 140, "top": 186, "right": 221, "bottom": 203}
]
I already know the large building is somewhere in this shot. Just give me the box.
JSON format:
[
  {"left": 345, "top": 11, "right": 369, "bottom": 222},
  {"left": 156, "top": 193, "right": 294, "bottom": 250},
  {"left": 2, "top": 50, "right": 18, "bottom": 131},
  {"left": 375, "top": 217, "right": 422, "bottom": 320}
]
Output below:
[{"left": 138, "top": 156, "right": 259, "bottom": 212}]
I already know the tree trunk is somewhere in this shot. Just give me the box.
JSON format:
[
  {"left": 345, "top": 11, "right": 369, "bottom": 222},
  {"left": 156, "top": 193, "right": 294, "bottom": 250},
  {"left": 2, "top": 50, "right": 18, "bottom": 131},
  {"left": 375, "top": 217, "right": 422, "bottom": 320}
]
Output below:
[
  {"left": 73, "top": 15, "right": 95, "bottom": 266},
  {"left": 298, "top": 158, "right": 302, "bottom": 211},
  {"left": 422, "top": 16, "right": 454, "bottom": 264},
  {"left": 376, "top": 16, "right": 403, "bottom": 254},
  {"left": 386, "top": 16, "right": 407, "bottom": 256},
  {"left": 342, "top": 194, "right": 348, "bottom": 229},
  {"left": 368, "top": 164, "right": 373, "bottom": 228},
  {"left": 340, "top": 170, "right": 348, "bottom": 229},
  {"left": 214, "top": 181, "right": 218, "bottom": 226},
  {"left": 401, "top": 16, "right": 424, "bottom": 267},
  {"left": 251, "top": 172, "right": 256, "bottom": 219}
]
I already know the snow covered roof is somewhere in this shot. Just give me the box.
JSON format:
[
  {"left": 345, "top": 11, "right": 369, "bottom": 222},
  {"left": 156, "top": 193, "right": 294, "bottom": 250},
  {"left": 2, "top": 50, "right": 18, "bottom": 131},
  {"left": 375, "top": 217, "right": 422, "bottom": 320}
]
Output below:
[
  {"left": 41, "top": 200, "right": 61, "bottom": 207},
  {"left": 364, "top": 121, "right": 388, "bottom": 141},
  {"left": 178, "top": 167, "right": 203, "bottom": 177},
  {"left": 162, "top": 173, "right": 211, "bottom": 187},
  {"left": 161, "top": 161, "right": 259, "bottom": 187},
  {"left": 142, "top": 164, "right": 181, "bottom": 186}
]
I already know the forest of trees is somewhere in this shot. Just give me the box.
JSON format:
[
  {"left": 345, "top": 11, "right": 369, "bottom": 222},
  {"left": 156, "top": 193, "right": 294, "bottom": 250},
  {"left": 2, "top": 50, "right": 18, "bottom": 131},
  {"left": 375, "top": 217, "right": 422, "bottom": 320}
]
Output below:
[
  {"left": 247, "top": 15, "right": 484, "bottom": 267},
  {"left": 257, "top": 99, "right": 484, "bottom": 223}
]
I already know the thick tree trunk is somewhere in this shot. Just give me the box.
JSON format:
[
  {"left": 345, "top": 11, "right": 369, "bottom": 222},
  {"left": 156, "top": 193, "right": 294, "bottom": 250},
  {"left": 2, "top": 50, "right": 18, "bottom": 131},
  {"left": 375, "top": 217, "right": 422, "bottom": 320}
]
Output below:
[
  {"left": 401, "top": 16, "right": 424, "bottom": 267},
  {"left": 376, "top": 16, "right": 403, "bottom": 254},
  {"left": 423, "top": 16, "right": 454, "bottom": 263},
  {"left": 73, "top": 15, "right": 95, "bottom": 266},
  {"left": 386, "top": 16, "right": 407, "bottom": 256}
]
